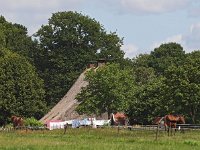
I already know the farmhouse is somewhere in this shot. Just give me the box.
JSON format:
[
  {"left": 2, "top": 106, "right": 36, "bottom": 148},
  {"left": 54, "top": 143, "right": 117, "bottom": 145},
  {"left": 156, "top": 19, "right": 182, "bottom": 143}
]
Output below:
[{"left": 40, "top": 59, "right": 108, "bottom": 124}]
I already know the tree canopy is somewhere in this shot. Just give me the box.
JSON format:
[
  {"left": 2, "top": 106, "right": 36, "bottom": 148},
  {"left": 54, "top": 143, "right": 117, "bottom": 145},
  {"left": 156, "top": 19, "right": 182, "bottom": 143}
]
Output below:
[
  {"left": 76, "top": 63, "right": 136, "bottom": 119},
  {"left": 34, "top": 11, "right": 125, "bottom": 107},
  {"left": 149, "top": 43, "right": 185, "bottom": 75},
  {"left": 162, "top": 51, "right": 200, "bottom": 123},
  {"left": 0, "top": 48, "right": 46, "bottom": 125},
  {"left": 0, "top": 16, "right": 35, "bottom": 61}
]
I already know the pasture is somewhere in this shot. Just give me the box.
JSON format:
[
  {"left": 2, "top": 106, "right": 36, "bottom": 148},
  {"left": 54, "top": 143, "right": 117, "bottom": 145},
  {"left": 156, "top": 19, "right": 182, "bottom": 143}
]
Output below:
[{"left": 0, "top": 127, "right": 200, "bottom": 150}]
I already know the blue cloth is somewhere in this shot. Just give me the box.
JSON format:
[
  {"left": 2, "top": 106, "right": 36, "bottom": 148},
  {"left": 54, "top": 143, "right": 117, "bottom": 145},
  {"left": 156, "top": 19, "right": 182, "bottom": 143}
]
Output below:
[
  {"left": 79, "top": 119, "right": 87, "bottom": 126},
  {"left": 72, "top": 120, "right": 80, "bottom": 128},
  {"left": 72, "top": 118, "right": 91, "bottom": 128}
]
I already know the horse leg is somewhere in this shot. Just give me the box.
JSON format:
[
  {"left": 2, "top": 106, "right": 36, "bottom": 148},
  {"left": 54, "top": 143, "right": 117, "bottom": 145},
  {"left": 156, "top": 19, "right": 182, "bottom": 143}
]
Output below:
[
  {"left": 181, "top": 127, "right": 185, "bottom": 134},
  {"left": 170, "top": 127, "right": 172, "bottom": 136},
  {"left": 170, "top": 123, "right": 172, "bottom": 136},
  {"left": 174, "top": 124, "right": 176, "bottom": 136},
  {"left": 167, "top": 127, "right": 169, "bottom": 136},
  {"left": 165, "top": 122, "right": 169, "bottom": 136},
  {"left": 166, "top": 122, "right": 170, "bottom": 136}
]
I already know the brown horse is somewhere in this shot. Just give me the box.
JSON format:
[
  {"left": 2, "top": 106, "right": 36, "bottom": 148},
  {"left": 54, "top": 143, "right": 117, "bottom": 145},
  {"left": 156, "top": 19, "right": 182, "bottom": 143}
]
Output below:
[
  {"left": 11, "top": 116, "right": 24, "bottom": 129},
  {"left": 164, "top": 114, "right": 185, "bottom": 135}
]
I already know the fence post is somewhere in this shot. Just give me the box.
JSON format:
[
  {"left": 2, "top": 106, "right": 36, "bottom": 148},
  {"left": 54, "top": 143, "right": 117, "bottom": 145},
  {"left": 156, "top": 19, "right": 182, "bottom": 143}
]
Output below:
[
  {"left": 155, "top": 124, "right": 159, "bottom": 140},
  {"left": 64, "top": 123, "right": 68, "bottom": 134},
  {"left": 117, "top": 125, "right": 120, "bottom": 134}
]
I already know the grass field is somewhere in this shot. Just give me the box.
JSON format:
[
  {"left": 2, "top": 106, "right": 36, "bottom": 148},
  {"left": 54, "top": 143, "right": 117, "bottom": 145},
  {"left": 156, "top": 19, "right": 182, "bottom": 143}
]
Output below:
[{"left": 0, "top": 127, "right": 200, "bottom": 150}]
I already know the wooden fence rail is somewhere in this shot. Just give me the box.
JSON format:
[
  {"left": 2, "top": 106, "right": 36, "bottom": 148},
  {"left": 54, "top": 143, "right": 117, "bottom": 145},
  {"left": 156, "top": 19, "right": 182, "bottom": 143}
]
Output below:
[
  {"left": 1, "top": 124, "right": 200, "bottom": 133},
  {"left": 0, "top": 126, "right": 48, "bottom": 132},
  {"left": 113, "top": 124, "right": 200, "bottom": 131}
]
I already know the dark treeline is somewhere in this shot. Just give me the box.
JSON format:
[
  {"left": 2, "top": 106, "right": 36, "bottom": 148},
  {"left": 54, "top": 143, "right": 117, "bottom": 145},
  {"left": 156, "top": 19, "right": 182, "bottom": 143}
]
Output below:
[{"left": 0, "top": 11, "right": 200, "bottom": 126}]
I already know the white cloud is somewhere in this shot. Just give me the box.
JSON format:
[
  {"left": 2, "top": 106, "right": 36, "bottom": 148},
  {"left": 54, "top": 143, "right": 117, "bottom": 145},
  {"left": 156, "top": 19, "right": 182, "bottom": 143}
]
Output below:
[
  {"left": 119, "top": 0, "right": 190, "bottom": 14},
  {"left": 0, "top": 0, "right": 84, "bottom": 34},
  {"left": 89, "top": 0, "right": 195, "bottom": 15},
  {"left": 188, "top": 7, "right": 200, "bottom": 17},
  {"left": 183, "top": 23, "right": 200, "bottom": 51},
  {"left": 122, "top": 43, "right": 140, "bottom": 58},
  {"left": 151, "top": 34, "right": 183, "bottom": 50},
  {"left": 0, "top": 0, "right": 83, "bottom": 12},
  {"left": 1, "top": 0, "right": 200, "bottom": 55},
  {"left": 151, "top": 23, "right": 200, "bottom": 52}
]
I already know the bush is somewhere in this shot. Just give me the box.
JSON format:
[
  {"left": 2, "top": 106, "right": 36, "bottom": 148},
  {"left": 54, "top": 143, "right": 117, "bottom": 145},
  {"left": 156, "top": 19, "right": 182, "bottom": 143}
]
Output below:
[{"left": 24, "top": 117, "right": 43, "bottom": 127}]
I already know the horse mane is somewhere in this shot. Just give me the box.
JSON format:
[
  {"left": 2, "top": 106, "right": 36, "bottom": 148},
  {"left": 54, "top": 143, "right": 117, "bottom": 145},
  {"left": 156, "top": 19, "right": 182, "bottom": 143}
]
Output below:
[{"left": 177, "top": 115, "right": 185, "bottom": 124}]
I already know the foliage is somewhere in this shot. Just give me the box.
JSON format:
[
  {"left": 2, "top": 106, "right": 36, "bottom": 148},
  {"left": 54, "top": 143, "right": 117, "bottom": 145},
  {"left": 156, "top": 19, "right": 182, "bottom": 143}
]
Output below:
[
  {"left": 34, "top": 11, "right": 125, "bottom": 107},
  {"left": 24, "top": 117, "right": 43, "bottom": 127},
  {"left": 163, "top": 51, "right": 200, "bottom": 123},
  {"left": 0, "top": 16, "right": 36, "bottom": 61},
  {"left": 149, "top": 42, "right": 185, "bottom": 75},
  {"left": 0, "top": 48, "right": 46, "bottom": 125},
  {"left": 76, "top": 63, "right": 136, "bottom": 118},
  {"left": 127, "top": 76, "right": 166, "bottom": 124},
  {"left": 127, "top": 43, "right": 200, "bottom": 124},
  {"left": 132, "top": 54, "right": 152, "bottom": 68},
  {"left": 134, "top": 67, "right": 155, "bottom": 85}
]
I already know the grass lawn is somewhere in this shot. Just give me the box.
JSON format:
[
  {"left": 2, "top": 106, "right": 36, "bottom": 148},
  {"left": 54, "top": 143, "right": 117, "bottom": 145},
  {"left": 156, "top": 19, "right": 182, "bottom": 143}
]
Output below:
[{"left": 0, "top": 127, "right": 200, "bottom": 150}]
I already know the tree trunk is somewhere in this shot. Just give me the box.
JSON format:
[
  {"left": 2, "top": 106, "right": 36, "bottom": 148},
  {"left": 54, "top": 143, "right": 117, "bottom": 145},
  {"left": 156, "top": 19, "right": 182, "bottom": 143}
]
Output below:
[
  {"left": 191, "top": 107, "right": 196, "bottom": 124},
  {"left": 192, "top": 115, "right": 195, "bottom": 124}
]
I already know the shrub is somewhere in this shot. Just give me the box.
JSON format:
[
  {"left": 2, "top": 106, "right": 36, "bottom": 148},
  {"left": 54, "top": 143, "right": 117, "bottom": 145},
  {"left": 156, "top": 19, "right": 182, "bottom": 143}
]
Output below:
[{"left": 24, "top": 117, "right": 43, "bottom": 127}]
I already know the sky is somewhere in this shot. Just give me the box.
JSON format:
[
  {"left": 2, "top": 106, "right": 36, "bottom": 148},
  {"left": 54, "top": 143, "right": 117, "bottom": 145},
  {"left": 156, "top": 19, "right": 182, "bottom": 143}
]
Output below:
[{"left": 1, "top": 0, "right": 200, "bottom": 58}]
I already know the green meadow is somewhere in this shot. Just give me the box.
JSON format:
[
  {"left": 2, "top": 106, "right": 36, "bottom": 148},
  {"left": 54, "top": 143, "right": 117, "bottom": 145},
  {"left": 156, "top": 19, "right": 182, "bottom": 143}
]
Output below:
[{"left": 0, "top": 128, "right": 200, "bottom": 150}]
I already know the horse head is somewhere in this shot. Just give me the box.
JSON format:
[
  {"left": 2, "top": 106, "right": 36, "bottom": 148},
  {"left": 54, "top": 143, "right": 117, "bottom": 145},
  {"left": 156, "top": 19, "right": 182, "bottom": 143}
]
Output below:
[
  {"left": 152, "top": 117, "right": 163, "bottom": 125},
  {"left": 177, "top": 115, "right": 185, "bottom": 124},
  {"left": 11, "top": 115, "right": 17, "bottom": 122}
]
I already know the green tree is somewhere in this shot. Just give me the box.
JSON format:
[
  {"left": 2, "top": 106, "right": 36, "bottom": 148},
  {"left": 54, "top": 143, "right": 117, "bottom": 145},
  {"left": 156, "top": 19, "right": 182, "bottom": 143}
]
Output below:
[
  {"left": 163, "top": 51, "right": 200, "bottom": 123},
  {"left": 127, "top": 43, "right": 186, "bottom": 124},
  {"left": 150, "top": 43, "right": 185, "bottom": 75},
  {"left": 127, "top": 72, "right": 166, "bottom": 124},
  {"left": 0, "top": 16, "right": 35, "bottom": 61},
  {"left": 34, "top": 11, "right": 125, "bottom": 107},
  {"left": 76, "top": 63, "right": 136, "bottom": 119},
  {"left": 134, "top": 67, "right": 155, "bottom": 85},
  {"left": 0, "top": 49, "right": 46, "bottom": 125},
  {"left": 132, "top": 54, "right": 152, "bottom": 68}
]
